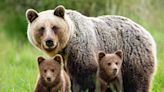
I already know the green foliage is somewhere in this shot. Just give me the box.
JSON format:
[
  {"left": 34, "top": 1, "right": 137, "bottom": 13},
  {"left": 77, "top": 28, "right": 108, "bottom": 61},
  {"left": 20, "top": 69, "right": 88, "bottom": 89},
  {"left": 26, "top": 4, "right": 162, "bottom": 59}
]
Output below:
[
  {"left": 0, "top": 0, "right": 163, "bottom": 92},
  {"left": 1, "top": 0, "right": 164, "bottom": 42},
  {"left": 3, "top": 13, "right": 27, "bottom": 42},
  {"left": 0, "top": 0, "right": 164, "bottom": 42}
]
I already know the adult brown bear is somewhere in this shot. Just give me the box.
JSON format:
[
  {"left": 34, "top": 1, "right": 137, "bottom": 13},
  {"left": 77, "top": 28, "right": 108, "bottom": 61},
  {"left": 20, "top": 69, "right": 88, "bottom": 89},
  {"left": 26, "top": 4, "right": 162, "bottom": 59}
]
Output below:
[{"left": 26, "top": 5, "right": 157, "bottom": 92}]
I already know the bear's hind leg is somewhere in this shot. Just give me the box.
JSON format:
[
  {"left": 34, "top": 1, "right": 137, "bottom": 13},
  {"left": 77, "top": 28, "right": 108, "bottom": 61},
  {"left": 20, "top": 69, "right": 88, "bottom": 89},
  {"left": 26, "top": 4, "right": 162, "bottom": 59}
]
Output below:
[
  {"left": 88, "top": 75, "right": 96, "bottom": 92},
  {"left": 71, "top": 78, "right": 85, "bottom": 92},
  {"left": 123, "top": 66, "right": 153, "bottom": 92}
]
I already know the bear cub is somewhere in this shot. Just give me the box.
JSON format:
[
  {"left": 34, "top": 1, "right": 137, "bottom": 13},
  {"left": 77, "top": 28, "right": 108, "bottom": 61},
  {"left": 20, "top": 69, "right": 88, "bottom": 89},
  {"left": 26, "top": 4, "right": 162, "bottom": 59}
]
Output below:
[
  {"left": 97, "top": 50, "right": 123, "bottom": 92},
  {"left": 35, "top": 54, "right": 71, "bottom": 92}
]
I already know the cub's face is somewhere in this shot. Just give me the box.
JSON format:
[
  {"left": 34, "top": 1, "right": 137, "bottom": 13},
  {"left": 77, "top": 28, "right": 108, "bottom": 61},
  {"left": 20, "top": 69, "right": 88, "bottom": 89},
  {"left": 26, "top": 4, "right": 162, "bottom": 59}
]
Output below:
[
  {"left": 37, "top": 54, "right": 63, "bottom": 83},
  {"left": 98, "top": 50, "right": 123, "bottom": 78},
  {"left": 26, "top": 5, "right": 70, "bottom": 56}
]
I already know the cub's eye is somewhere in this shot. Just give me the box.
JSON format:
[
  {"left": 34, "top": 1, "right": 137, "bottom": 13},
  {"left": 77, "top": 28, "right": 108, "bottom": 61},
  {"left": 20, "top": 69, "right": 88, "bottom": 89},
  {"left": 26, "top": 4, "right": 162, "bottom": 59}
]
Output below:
[
  {"left": 116, "top": 62, "right": 118, "bottom": 65},
  {"left": 51, "top": 69, "right": 54, "bottom": 72},
  {"left": 108, "top": 63, "right": 111, "bottom": 66},
  {"left": 44, "top": 69, "right": 47, "bottom": 73},
  {"left": 52, "top": 26, "right": 58, "bottom": 32}
]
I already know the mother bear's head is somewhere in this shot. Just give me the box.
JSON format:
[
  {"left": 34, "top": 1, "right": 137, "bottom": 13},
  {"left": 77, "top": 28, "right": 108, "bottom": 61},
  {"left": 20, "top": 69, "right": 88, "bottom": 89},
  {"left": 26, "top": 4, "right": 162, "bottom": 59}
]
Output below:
[{"left": 26, "top": 5, "right": 73, "bottom": 56}]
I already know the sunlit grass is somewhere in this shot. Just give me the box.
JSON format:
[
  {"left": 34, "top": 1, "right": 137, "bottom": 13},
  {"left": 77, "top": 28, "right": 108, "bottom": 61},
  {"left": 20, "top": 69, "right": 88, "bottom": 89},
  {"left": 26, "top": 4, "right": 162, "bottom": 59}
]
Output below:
[{"left": 0, "top": 32, "right": 43, "bottom": 92}]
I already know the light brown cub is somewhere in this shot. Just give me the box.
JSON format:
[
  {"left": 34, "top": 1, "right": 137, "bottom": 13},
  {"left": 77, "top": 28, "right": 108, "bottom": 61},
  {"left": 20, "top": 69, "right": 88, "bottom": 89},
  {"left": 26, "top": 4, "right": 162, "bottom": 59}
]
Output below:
[
  {"left": 35, "top": 54, "right": 71, "bottom": 92},
  {"left": 97, "top": 50, "right": 123, "bottom": 92}
]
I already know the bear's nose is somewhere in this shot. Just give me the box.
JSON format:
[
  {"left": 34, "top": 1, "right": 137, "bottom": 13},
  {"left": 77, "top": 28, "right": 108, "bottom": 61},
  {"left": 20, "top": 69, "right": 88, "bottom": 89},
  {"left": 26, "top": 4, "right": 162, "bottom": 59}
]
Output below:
[
  {"left": 47, "top": 77, "right": 51, "bottom": 81},
  {"left": 46, "top": 40, "right": 54, "bottom": 47},
  {"left": 113, "top": 68, "right": 117, "bottom": 74}
]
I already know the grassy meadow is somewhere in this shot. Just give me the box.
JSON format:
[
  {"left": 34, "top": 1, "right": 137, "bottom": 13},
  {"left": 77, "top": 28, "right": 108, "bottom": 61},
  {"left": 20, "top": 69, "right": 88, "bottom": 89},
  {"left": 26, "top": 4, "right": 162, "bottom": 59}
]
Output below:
[{"left": 0, "top": 0, "right": 164, "bottom": 92}]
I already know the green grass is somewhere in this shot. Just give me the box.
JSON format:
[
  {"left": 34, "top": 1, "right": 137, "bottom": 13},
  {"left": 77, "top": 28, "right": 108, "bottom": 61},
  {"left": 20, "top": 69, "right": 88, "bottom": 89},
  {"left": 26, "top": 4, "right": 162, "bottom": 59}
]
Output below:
[
  {"left": 0, "top": 32, "right": 43, "bottom": 92},
  {"left": 151, "top": 31, "right": 164, "bottom": 92}
]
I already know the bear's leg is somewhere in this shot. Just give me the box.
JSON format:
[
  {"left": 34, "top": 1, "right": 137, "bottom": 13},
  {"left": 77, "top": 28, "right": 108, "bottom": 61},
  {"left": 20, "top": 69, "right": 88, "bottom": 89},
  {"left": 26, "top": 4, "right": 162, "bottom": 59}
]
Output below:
[
  {"left": 123, "top": 66, "right": 153, "bottom": 92},
  {"left": 88, "top": 74, "right": 96, "bottom": 92},
  {"left": 34, "top": 78, "right": 48, "bottom": 92},
  {"left": 100, "top": 83, "right": 108, "bottom": 92},
  {"left": 112, "top": 75, "right": 123, "bottom": 92},
  {"left": 71, "top": 78, "right": 85, "bottom": 92},
  {"left": 88, "top": 82, "right": 96, "bottom": 92},
  {"left": 71, "top": 74, "right": 96, "bottom": 92},
  {"left": 138, "top": 76, "right": 152, "bottom": 92}
]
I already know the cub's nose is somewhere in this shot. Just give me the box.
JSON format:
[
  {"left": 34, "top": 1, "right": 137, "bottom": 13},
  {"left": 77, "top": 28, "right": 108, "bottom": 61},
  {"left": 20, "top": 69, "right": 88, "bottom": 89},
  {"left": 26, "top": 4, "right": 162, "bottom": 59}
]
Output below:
[
  {"left": 46, "top": 40, "right": 54, "bottom": 47},
  {"left": 113, "top": 68, "right": 118, "bottom": 74},
  {"left": 47, "top": 77, "right": 51, "bottom": 81}
]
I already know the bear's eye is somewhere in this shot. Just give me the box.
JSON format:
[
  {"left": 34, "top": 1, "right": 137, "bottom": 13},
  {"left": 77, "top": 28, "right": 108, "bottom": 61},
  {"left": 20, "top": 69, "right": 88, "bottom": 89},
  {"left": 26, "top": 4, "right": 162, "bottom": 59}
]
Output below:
[
  {"left": 51, "top": 69, "right": 54, "bottom": 72},
  {"left": 44, "top": 69, "right": 47, "bottom": 73},
  {"left": 39, "top": 27, "right": 45, "bottom": 35},
  {"left": 116, "top": 62, "right": 118, "bottom": 65},
  {"left": 52, "top": 26, "right": 58, "bottom": 32},
  {"left": 40, "top": 27, "right": 45, "bottom": 30},
  {"left": 108, "top": 63, "right": 111, "bottom": 66}
]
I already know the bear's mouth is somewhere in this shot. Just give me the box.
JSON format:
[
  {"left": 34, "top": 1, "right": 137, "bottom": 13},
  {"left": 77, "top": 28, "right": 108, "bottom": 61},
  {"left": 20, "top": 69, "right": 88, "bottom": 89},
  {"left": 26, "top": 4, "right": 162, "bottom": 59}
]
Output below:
[{"left": 42, "top": 43, "right": 58, "bottom": 52}]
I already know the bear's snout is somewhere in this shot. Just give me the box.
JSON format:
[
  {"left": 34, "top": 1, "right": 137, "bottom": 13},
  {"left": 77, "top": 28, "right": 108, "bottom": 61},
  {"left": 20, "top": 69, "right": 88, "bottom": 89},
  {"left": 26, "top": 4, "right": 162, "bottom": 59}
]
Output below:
[
  {"left": 46, "top": 39, "right": 54, "bottom": 48},
  {"left": 113, "top": 68, "right": 118, "bottom": 75},
  {"left": 47, "top": 77, "right": 51, "bottom": 82}
]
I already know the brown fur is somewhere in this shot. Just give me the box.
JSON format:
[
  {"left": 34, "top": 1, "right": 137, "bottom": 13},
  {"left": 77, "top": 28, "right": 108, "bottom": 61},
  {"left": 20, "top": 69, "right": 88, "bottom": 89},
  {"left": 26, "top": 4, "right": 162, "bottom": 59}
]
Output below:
[
  {"left": 26, "top": 5, "right": 157, "bottom": 92},
  {"left": 97, "top": 50, "right": 123, "bottom": 92},
  {"left": 34, "top": 54, "right": 71, "bottom": 92}
]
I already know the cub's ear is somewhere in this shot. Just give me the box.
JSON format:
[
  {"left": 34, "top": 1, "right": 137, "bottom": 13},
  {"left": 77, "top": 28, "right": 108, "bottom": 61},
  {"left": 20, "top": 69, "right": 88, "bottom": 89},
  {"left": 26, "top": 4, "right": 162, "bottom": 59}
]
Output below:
[
  {"left": 53, "top": 54, "right": 63, "bottom": 64},
  {"left": 37, "top": 56, "right": 45, "bottom": 65},
  {"left": 54, "top": 5, "right": 65, "bottom": 18},
  {"left": 26, "top": 9, "right": 38, "bottom": 23},
  {"left": 115, "top": 50, "right": 123, "bottom": 59},
  {"left": 98, "top": 51, "right": 106, "bottom": 61}
]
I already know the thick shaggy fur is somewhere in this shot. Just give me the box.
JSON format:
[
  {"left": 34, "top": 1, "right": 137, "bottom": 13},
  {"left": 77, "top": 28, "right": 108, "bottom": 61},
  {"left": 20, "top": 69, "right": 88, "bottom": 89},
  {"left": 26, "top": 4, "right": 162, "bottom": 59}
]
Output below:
[
  {"left": 65, "top": 10, "right": 156, "bottom": 92},
  {"left": 26, "top": 6, "right": 157, "bottom": 92}
]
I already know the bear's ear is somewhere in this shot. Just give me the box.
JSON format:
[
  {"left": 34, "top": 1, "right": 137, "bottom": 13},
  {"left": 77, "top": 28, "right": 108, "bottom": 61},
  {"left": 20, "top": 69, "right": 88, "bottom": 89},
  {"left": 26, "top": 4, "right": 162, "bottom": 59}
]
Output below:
[
  {"left": 115, "top": 50, "right": 123, "bottom": 59},
  {"left": 37, "top": 56, "right": 45, "bottom": 65},
  {"left": 98, "top": 51, "right": 106, "bottom": 61},
  {"left": 26, "top": 9, "right": 38, "bottom": 23},
  {"left": 54, "top": 5, "right": 65, "bottom": 18},
  {"left": 53, "top": 54, "right": 63, "bottom": 64}
]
